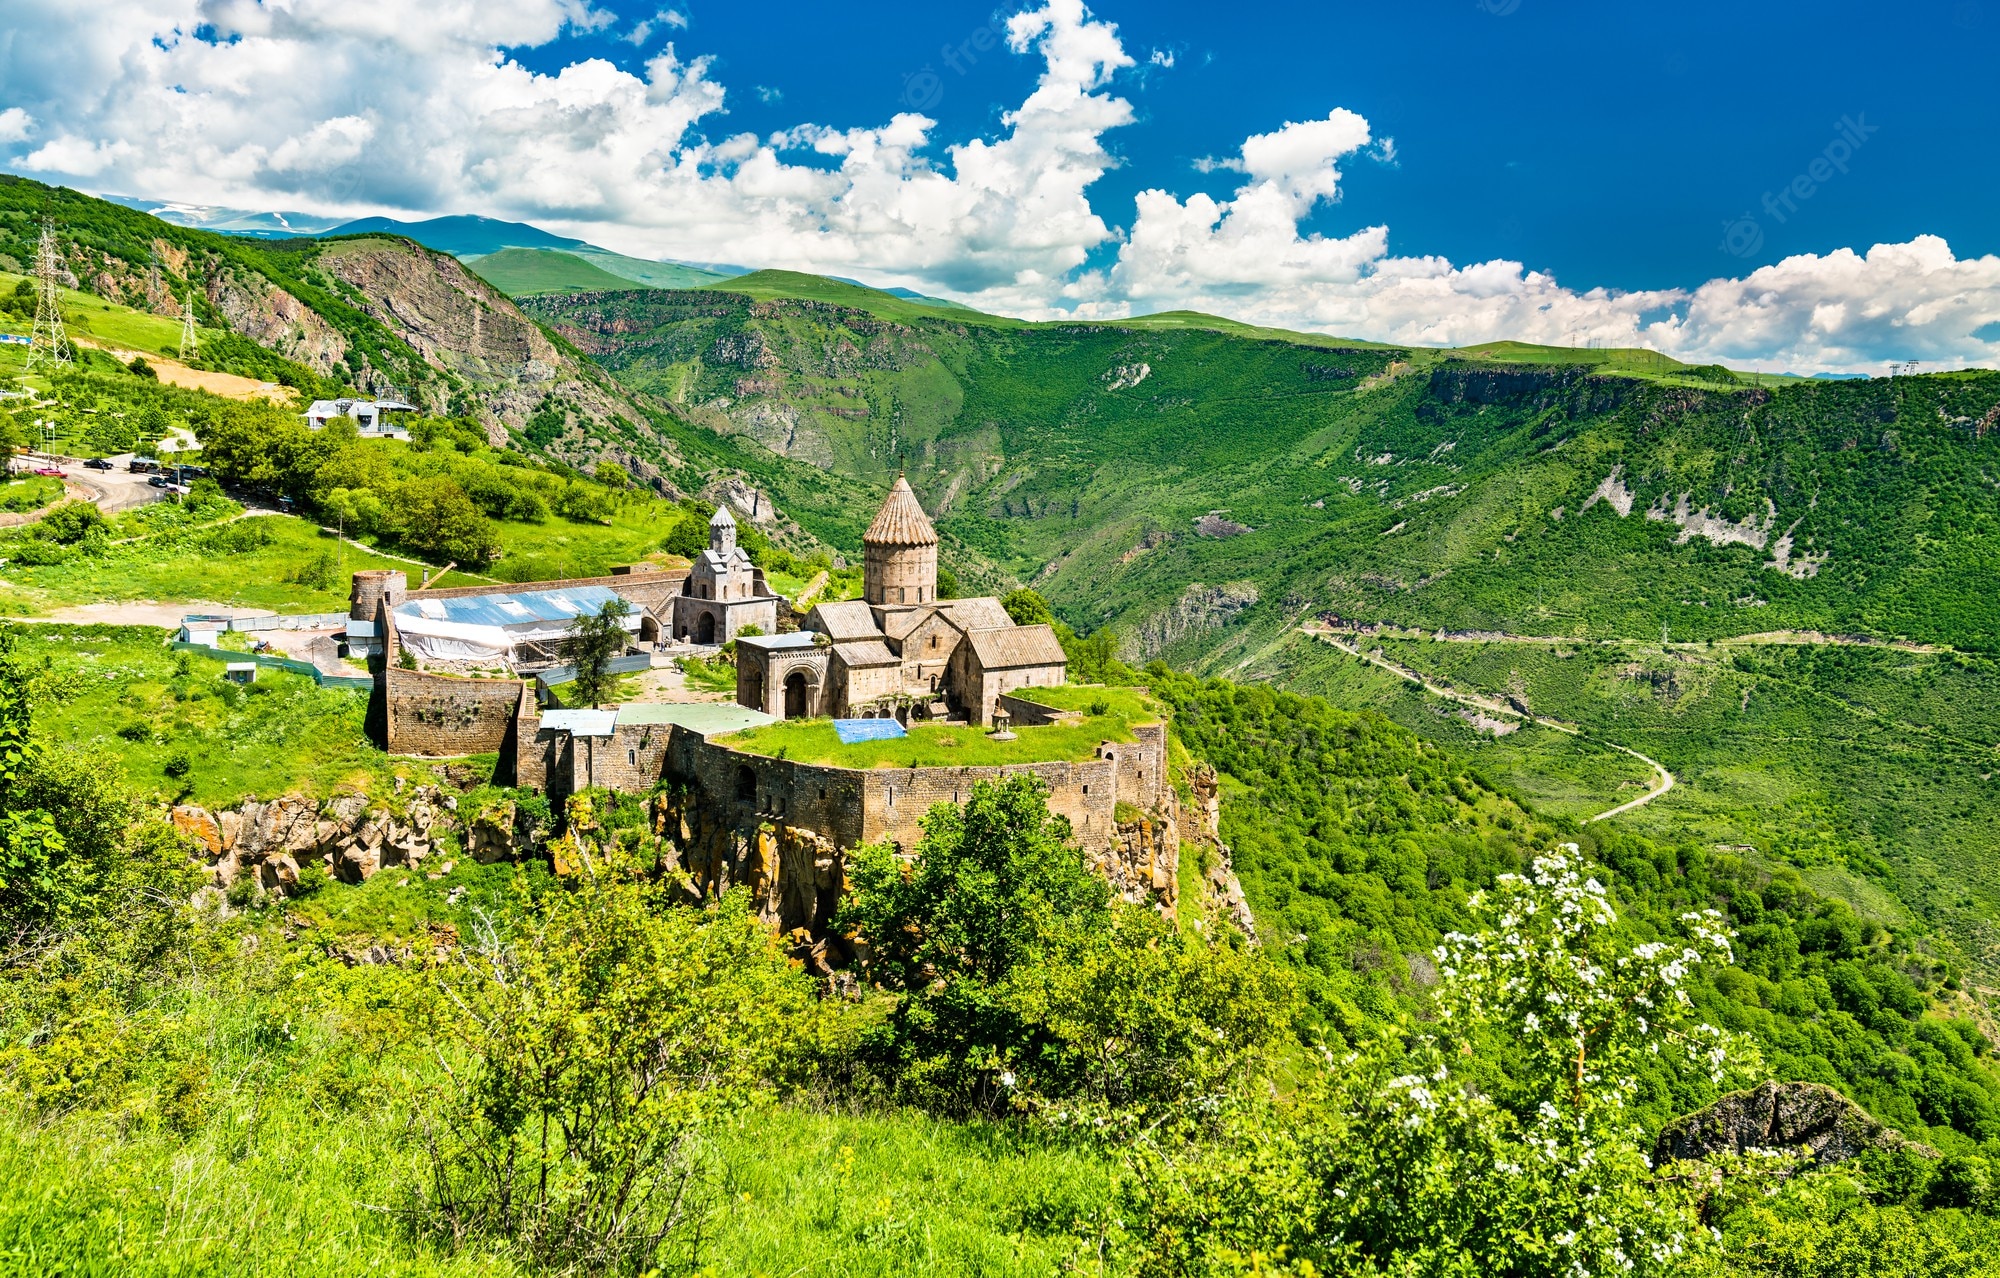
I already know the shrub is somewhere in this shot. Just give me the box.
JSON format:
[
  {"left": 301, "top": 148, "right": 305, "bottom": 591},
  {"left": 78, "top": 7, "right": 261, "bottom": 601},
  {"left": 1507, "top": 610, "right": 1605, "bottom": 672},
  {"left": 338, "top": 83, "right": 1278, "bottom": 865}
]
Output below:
[{"left": 420, "top": 843, "right": 812, "bottom": 1274}]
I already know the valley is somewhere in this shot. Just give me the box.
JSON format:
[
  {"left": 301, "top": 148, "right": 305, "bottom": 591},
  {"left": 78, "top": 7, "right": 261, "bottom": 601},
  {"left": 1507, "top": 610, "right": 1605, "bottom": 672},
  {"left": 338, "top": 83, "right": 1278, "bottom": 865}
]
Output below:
[{"left": 0, "top": 175, "right": 1997, "bottom": 1276}]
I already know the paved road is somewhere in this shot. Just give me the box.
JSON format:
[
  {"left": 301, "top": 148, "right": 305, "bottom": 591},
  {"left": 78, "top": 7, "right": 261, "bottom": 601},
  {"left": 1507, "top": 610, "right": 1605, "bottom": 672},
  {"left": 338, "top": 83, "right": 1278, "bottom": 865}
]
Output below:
[{"left": 1305, "top": 628, "right": 1678, "bottom": 825}]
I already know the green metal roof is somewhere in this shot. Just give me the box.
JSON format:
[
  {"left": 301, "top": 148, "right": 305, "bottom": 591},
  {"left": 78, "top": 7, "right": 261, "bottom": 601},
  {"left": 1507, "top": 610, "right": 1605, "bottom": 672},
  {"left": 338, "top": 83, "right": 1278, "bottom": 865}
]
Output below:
[{"left": 614, "top": 702, "right": 777, "bottom": 735}]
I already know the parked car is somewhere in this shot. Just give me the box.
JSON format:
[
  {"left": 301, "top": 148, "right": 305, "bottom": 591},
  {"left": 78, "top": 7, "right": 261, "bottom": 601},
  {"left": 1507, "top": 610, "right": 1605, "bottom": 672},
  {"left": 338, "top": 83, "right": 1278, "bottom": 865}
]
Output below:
[
  {"left": 148, "top": 474, "right": 169, "bottom": 488},
  {"left": 83, "top": 457, "right": 113, "bottom": 471},
  {"left": 33, "top": 467, "right": 63, "bottom": 477}
]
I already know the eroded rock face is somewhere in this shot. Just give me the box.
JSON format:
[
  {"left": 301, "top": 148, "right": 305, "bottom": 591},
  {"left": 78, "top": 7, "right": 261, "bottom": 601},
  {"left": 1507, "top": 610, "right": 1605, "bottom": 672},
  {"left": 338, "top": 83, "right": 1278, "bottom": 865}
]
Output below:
[
  {"left": 174, "top": 785, "right": 470, "bottom": 898},
  {"left": 1654, "top": 1080, "right": 1938, "bottom": 1168}
]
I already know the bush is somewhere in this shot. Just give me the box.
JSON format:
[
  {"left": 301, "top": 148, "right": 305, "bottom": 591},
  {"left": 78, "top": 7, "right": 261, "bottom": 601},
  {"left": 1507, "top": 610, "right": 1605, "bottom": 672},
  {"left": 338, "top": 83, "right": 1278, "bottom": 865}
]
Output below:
[{"left": 420, "top": 835, "right": 813, "bottom": 1274}]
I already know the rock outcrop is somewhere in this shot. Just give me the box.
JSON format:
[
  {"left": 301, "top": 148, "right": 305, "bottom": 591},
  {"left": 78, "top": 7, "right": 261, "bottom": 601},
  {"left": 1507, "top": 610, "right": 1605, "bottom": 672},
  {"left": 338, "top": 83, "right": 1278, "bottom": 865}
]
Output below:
[
  {"left": 173, "top": 785, "right": 464, "bottom": 896},
  {"left": 1654, "top": 1080, "right": 1938, "bottom": 1169}
]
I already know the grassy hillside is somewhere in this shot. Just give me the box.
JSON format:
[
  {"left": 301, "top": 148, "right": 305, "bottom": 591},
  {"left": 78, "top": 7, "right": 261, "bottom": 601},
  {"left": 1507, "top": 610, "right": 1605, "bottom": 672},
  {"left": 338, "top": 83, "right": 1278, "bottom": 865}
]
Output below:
[
  {"left": 462, "top": 247, "right": 645, "bottom": 296},
  {"left": 463, "top": 246, "right": 733, "bottom": 295},
  {"left": 527, "top": 283, "right": 2000, "bottom": 660}
]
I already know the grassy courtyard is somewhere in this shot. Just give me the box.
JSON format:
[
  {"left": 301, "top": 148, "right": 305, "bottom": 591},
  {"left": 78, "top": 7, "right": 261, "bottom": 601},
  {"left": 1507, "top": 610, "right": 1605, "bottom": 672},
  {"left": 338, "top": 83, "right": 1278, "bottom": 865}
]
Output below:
[{"left": 719, "top": 684, "right": 1160, "bottom": 769}]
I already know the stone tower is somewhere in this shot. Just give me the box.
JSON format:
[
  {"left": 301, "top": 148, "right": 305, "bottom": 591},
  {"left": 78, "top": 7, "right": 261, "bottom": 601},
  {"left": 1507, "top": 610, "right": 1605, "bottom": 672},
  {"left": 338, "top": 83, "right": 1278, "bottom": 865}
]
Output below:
[
  {"left": 709, "top": 503, "right": 737, "bottom": 555},
  {"left": 863, "top": 474, "right": 939, "bottom": 606}
]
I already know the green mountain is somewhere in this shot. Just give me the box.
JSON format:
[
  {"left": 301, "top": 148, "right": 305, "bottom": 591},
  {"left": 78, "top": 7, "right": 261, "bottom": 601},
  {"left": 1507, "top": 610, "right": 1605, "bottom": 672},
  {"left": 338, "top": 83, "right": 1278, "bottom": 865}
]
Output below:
[
  {"left": 522, "top": 283, "right": 2000, "bottom": 656},
  {"left": 462, "top": 246, "right": 657, "bottom": 296}
]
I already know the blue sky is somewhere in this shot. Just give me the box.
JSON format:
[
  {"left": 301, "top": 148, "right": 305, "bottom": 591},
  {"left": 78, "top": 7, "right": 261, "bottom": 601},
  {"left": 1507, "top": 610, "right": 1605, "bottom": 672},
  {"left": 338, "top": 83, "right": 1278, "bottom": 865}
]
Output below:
[
  {"left": 4, "top": 0, "right": 1998, "bottom": 371},
  {"left": 527, "top": 0, "right": 1993, "bottom": 293}
]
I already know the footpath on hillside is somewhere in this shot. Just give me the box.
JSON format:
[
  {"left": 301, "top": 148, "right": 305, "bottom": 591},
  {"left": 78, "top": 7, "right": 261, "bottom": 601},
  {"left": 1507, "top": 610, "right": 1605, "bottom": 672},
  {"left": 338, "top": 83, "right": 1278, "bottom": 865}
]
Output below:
[{"left": 1301, "top": 625, "right": 1676, "bottom": 824}]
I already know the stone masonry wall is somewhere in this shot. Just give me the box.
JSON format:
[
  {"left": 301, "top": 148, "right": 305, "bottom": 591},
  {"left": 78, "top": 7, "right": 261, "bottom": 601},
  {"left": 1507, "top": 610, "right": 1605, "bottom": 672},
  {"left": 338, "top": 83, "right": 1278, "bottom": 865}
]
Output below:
[{"left": 384, "top": 666, "right": 527, "bottom": 756}]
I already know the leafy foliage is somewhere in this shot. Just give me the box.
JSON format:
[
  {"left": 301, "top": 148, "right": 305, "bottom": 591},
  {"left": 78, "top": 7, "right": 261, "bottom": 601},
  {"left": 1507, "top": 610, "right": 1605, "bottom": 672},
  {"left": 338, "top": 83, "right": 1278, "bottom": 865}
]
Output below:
[
  {"left": 837, "top": 775, "right": 1289, "bottom": 1117},
  {"left": 424, "top": 812, "right": 813, "bottom": 1274}
]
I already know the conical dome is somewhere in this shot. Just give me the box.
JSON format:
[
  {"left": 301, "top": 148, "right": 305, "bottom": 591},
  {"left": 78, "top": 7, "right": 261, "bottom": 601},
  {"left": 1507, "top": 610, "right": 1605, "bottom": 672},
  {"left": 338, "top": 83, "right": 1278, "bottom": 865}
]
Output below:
[
  {"left": 709, "top": 504, "right": 737, "bottom": 527},
  {"left": 864, "top": 475, "right": 938, "bottom": 546}
]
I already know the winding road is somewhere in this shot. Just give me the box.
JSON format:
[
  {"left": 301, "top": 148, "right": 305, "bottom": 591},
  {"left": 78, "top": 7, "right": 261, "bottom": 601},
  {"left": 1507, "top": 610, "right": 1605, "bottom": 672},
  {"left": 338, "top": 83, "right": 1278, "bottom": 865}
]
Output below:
[{"left": 1304, "top": 627, "right": 1677, "bottom": 824}]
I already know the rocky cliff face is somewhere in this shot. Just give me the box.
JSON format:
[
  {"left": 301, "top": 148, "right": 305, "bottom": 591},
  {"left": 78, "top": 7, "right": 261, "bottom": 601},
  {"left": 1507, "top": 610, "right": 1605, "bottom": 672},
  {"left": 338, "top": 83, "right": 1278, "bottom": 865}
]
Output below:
[
  {"left": 1654, "top": 1080, "right": 1938, "bottom": 1169},
  {"left": 172, "top": 784, "right": 496, "bottom": 899}
]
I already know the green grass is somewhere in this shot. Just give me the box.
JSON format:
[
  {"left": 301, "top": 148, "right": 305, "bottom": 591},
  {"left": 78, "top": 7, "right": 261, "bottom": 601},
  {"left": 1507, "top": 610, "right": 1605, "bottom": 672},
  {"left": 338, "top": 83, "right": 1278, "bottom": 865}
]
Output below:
[
  {"left": 699, "top": 270, "right": 1024, "bottom": 328},
  {"left": 0, "top": 269, "right": 195, "bottom": 357},
  {"left": 720, "top": 685, "right": 1159, "bottom": 769},
  {"left": 18, "top": 624, "right": 410, "bottom": 809},
  {"left": 0, "top": 474, "right": 62, "bottom": 513},
  {"left": 461, "top": 247, "right": 648, "bottom": 297},
  {"left": 483, "top": 496, "right": 691, "bottom": 583},
  {"left": 0, "top": 512, "right": 423, "bottom": 616}
]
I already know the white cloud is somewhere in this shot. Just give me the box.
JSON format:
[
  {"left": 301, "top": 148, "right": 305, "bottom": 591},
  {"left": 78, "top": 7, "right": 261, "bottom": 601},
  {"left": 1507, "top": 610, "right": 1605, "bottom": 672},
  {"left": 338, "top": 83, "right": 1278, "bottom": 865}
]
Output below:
[{"left": 0, "top": 0, "right": 1994, "bottom": 373}]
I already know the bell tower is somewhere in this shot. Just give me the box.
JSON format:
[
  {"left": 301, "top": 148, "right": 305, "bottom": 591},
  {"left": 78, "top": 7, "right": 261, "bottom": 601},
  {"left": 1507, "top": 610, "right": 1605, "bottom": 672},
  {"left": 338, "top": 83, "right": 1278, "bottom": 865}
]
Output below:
[{"left": 862, "top": 474, "right": 939, "bottom": 606}]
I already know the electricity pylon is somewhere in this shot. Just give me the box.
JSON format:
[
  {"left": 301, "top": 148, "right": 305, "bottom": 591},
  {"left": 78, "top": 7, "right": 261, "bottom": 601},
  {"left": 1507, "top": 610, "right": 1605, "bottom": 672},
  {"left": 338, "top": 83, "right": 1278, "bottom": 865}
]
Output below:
[
  {"left": 24, "top": 219, "right": 72, "bottom": 373},
  {"left": 178, "top": 284, "right": 200, "bottom": 361}
]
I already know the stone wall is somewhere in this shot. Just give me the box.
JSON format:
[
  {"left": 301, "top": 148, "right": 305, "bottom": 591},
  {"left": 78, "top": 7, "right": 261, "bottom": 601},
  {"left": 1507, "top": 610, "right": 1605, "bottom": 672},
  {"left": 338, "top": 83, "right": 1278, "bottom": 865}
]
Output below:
[{"left": 383, "top": 665, "right": 529, "bottom": 757}]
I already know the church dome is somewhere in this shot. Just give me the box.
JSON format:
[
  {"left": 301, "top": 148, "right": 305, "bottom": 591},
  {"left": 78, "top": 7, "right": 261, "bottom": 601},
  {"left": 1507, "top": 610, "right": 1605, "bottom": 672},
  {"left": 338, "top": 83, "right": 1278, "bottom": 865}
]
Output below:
[{"left": 864, "top": 475, "right": 938, "bottom": 546}]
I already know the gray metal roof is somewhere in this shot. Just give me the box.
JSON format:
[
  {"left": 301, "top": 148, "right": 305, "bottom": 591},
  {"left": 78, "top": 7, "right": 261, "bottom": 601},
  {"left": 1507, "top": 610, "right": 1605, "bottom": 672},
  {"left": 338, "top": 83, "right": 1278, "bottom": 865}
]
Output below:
[
  {"left": 738, "top": 631, "right": 822, "bottom": 650},
  {"left": 395, "top": 585, "right": 626, "bottom": 629}
]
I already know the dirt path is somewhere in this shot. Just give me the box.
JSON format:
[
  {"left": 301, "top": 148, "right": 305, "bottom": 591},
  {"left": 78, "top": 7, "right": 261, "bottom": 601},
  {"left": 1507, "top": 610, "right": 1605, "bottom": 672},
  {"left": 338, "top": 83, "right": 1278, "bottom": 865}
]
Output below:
[
  {"left": 6, "top": 600, "right": 275, "bottom": 627},
  {"left": 72, "top": 336, "right": 296, "bottom": 405},
  {"left": 1311, "top": 621, "right": 1942, "bottom": 655},
  {"left": 1307, "top": 629, "right": 1677, "bottom": 824},
  {"left": 794, "top": 570, "right": 830, "bottom": 609}
]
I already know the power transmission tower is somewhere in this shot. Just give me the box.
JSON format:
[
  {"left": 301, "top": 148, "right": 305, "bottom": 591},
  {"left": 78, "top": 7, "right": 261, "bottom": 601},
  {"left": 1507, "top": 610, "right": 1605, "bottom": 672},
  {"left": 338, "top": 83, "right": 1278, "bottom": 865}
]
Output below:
[
  {"left": 178, "top": 282, "right": 200, "bottom": 362},
  {"left": 25, "top": 218, "right": 72, "bottom": 374}
]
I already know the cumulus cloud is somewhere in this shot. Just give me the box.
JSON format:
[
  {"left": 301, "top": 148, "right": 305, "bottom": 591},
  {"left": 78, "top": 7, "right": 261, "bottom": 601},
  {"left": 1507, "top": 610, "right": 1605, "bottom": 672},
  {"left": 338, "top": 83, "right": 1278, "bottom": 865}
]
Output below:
[{"left": 0, "top": 0, "right": 1995, "bottom": 372}]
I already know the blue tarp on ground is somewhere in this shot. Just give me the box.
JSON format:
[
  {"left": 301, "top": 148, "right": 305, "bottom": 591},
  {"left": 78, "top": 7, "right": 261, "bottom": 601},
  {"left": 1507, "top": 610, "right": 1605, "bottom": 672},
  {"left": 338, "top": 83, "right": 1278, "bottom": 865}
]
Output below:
[{"left": 834, "top": 718, "right": 907, "bottom": 744}]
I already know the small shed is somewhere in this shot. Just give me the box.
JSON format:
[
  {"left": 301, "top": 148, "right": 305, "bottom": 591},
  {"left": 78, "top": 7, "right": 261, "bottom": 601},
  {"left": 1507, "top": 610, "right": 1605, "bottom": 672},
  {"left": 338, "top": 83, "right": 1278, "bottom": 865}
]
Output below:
[{"left": 224, "top": 662, "right": 258, "bottom": 684}]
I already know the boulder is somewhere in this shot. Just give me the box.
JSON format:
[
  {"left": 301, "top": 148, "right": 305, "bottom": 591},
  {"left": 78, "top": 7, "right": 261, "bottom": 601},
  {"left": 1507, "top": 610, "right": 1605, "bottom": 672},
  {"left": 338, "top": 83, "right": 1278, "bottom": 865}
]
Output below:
[
  {"left": 1654, "top": 1081, "right": 1939, "bottom": 1169},
  {"left": 171, "top": 805, "right": 223, "bottom": 858},
  {"left": 218, "top": 809, "right": 243, "bottom": 852}
]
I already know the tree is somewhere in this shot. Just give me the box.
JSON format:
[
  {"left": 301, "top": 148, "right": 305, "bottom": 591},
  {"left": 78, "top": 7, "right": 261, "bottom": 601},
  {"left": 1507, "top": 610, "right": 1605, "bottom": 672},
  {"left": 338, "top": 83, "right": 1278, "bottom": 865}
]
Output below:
[
  {"left": 837, "top": 776, "right": 1289, "bottom": 1115},
  {"left": 569, "top": 598, "right": 633, "bottom": 707},
  {"left": 394, "top": 474, "right": 499, "bottom": 567},
  {"left": 660, "top": 514, "right": 710, "bottom": 559},
  {"left": 1001, "top": 588, "right": 1055, "bottom": 628},
  {"left": 0, "top": 630, "right": 77, "bottom": 928},
  {"left": 593, "top": 461, "right": 629, "bottom": 489}
]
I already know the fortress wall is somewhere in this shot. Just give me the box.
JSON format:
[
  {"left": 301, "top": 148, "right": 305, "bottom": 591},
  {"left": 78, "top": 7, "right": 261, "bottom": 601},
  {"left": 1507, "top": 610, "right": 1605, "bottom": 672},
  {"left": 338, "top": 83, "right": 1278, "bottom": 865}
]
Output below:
[
  {"left": 1119, "top": 722, "right": 1170, "bottom": 812},
  {"left": 515, "top": 692, "right": 551, "bottom": 793},
  {"left": 384, "top": 666, "right": 527, "bottom": 757},
  {"left": 858, "top": 758, "right": 1117, "bottom": 849},
  {"left": 671, "top": 734, "right": 870, "bottom": 849}
]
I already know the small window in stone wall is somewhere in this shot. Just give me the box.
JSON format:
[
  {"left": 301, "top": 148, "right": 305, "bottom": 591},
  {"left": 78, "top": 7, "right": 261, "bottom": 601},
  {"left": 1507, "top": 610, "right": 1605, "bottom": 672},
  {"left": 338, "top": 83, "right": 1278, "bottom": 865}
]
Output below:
[{"left": 628, "top": 749, "right": 637, "bottom": 766}]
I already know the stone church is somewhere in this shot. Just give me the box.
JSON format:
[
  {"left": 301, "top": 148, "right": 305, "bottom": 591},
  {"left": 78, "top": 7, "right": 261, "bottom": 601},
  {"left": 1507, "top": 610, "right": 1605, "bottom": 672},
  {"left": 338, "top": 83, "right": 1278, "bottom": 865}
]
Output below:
[
  {"left": 735, "top": 475, "right": 1068, "bottom": 725},
  {"left": 671, "top": 504, "right": 783, "bottom": 644}
]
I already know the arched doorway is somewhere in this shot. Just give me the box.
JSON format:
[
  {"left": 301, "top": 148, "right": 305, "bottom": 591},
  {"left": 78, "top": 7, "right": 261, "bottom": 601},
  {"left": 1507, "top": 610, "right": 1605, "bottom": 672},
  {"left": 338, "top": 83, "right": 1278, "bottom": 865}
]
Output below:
[
  {"left": 697, "top": 611, "right": 716, "bottom": 645},
  {"left": 784, "top": 671, "right": 809, "bottom": 719}
]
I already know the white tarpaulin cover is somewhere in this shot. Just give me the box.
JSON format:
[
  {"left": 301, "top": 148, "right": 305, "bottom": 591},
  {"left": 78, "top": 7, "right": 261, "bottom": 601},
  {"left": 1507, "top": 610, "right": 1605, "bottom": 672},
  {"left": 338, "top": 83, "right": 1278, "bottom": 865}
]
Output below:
[{"left": 393, "top": 586, "right": 639, "bottom": 664}]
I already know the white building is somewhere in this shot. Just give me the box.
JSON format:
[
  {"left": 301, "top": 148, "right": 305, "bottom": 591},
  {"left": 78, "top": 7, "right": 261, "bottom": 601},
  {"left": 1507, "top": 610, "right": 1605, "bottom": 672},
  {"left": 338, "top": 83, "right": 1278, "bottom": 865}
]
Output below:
[{"left": 305, "top": 397, "right": 417, "bottom": 439}]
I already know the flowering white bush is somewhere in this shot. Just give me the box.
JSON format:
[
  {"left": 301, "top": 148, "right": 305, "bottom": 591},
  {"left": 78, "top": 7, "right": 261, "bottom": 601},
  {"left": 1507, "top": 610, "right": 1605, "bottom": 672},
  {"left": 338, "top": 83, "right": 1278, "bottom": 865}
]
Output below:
[{"left": 1116, "top": 847, "right": 1761, "bottom": 1278}]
